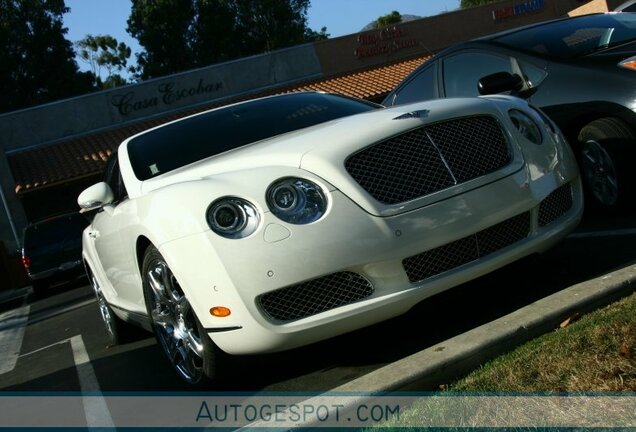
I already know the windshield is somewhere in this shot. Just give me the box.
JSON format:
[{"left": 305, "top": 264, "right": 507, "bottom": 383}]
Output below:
[
  {"left": 127, "top": 92, "right": 379, "bottom": 180},
  {"left": 493, "top": 13, "right": 636, "bottom": 59}
]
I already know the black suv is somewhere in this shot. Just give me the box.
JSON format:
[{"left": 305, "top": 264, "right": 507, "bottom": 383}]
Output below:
[{"left": 21, "top": 212, "right": 88, "bottom": 291}]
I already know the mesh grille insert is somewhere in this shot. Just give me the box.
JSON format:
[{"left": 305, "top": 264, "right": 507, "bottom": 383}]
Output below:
[
  {"left": 538, "top": 183, "right": 573, "bottom": 227},
  {"left": 257, "top": 272, "right": 374, "bottom": 323},
  {"left": 345, "top": 128, "right": 454, "bottom": 205},
  {"left": 403, "top": 212, "right": 531, "bottom": 284},
  {"left": 425, "top": 116, "right": 511, "bottom": 183},
  {"left": 345, "top": 116, "right": 510, "bottom": 205}
]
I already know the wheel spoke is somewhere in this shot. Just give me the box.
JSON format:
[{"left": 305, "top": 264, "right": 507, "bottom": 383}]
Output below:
[
  {"left": 148, "top": 265, "right": 169, "bottom": 303},
  {"left": 185, "top": 329, "right": 204, "bottom": 358},
  {"left": 582, "top": 148, "right": 597, "bottom": 165},
  {"left": 151, "top": 309, "right": 172, "bottom": 329},
  {"left": 166, "top": 275, "right": 183, "bottom": 304},
  {"left": 176, "top": 296, "right": 190, "bottom": 316},
  {"left": 176, "top": 343, "right": 201, "bottom": 381},
  {"left": 582, "top": 141, "right": 619, "bottom": 206}
]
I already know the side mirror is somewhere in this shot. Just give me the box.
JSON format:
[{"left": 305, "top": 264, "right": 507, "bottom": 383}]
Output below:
[
  {"left": 478, "top": 72, "right": 524, "bottom": 95},
  {"left": 78, "top": 182, "right": 114, "bottom": 211}
]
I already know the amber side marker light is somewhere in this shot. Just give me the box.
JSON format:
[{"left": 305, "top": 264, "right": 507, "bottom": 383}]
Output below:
[
  {"left": 619, "top": 57, "right": 636, "bottom": 71},
  {"left": 210, "top": 306, "right": 231, "bottom": 317}
]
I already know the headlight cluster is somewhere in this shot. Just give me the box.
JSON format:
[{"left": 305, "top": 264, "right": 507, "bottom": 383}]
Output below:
[
  {"left": 266, "top": 178, "right": 327, "bottom": 224},
  {"left": 509, "top": 109, "right": 543, "bottom": 145},
  {"left": 206, "top": 197, "right": 259, "bottom": 239},
  {"left": 206, "top": 177, "right": 328, "bottom": 239}
]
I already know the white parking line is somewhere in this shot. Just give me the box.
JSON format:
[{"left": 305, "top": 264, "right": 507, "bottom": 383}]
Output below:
[
  {"left": 70, "top": 335, "right": 115, "bottom": 428},
  {"left": 568, "top": 228, "right": 636, "bottom": 239},
  {"left": 0, "top": 298, "right": 30, "bottom": 375},
  {"left": 19, "top": 335, "right": 114, "bottom": 428}
]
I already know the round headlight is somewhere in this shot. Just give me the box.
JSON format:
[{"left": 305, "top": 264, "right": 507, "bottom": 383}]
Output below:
[
  {"left": 271, "top": 184, "right": 300, "bottom": 211},
  {"left": 266, "top": 178, "right": 327, "bottom": 224},
  {"left": 509, "top": 109, "right": 543, "bottom": 145},
  {"left": 206, "top": 197, "right": 259, "bottom": 239}
]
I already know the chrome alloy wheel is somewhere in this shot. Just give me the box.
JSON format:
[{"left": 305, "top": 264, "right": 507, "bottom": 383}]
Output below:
[
  {"left": 581, "top": 140, "right": 619, "bottom": 207},
  {"left": 88, "top": 270, "right": 116, "bottom": 342},
  {"left": 146, "top": 259, "right": 204, "bottom": 384}
]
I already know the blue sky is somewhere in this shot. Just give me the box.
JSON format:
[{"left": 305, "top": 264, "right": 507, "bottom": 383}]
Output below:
[{"left": 64, "top": 0, "right": 461, "bottom": 74}]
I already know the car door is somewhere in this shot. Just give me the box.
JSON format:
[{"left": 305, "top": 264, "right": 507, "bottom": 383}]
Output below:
[{"left": 90, "top": 154, "right": 135, "bottom": 305}]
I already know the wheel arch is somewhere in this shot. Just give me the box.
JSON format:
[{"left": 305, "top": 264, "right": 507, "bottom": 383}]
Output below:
[
  {"left": 544, "top": 103, "right": 636, "bottom": 147},
  {"left": 135, "top": 235, "right": 152, "bottom": 277}
]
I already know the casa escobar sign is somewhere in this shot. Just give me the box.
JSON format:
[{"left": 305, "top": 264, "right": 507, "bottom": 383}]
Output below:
[{"left": 110, "top": 78, "right": 224, "bottom": 117}]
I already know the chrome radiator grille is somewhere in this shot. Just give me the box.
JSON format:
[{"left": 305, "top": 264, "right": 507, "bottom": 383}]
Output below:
[
  {"left": 403, "top": 212, "right": 531, "bottom": 283},
  {"left": 257, "top": 272, "right": 374, "bottom": 323},
  {"left": 538, "top": 183, "right": 573, "bottom": 227},
  {"left": 345, "top": 116, "right": 511, "bottom": 205}
]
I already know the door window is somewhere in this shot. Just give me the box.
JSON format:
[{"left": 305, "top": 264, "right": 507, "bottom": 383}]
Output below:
[
  {"left": 103, "top": 154, "right": 128, "bottom": 203},
  {"left": 392, "top": 65, "right": 437, "bottom": 105},
  {"left": 443, "top": 52, "right": 514, "bottom": 97}
]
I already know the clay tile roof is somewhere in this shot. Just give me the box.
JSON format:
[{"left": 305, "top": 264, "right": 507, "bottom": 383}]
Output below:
[{"left": 8, "top": 54, "right": 430, "bottom": 194}]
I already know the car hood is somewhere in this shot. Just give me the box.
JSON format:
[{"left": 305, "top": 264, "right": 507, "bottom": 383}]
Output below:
[{"left": 142, "top": 97, "right": 518, "bottom": 217}]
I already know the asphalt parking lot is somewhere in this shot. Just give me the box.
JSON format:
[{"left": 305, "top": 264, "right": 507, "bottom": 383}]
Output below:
[{"left": 1, "top": 212, "right": 635, "bottom": 393}]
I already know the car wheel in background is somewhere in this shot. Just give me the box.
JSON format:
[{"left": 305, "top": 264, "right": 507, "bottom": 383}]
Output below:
[
  {"left": 578, "top": 117, "right": 635, "bottom": 212},
  {"left": 142, "top": 245, "right": 221, "bottom": 385}
]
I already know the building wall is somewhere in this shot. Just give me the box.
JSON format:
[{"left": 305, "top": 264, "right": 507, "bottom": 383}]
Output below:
[{"left": 0, "top": 45, "right": 323, "bottom": 153}]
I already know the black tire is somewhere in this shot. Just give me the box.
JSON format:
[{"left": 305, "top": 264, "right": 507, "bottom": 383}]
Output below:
[
  {"left": 141, "top": 245, "right": 222, "bottom": 385},
  {"left": 86, "top": 265, "right": 135, "bottom": 346},
  {"left": 578, "top": 117, "right": 636, "bottom": 212}
]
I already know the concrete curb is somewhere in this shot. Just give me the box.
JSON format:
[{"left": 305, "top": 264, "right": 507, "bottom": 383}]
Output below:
[
  {"left": 335, "top": 261, "right": 636, "bottom": 392},
  {"left": 243, "top": 261, "right": 636, "bottom": 429}
]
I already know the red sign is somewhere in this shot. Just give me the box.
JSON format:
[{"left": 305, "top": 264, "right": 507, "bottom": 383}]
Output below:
[{"left": 354, "top": 26, "right": 417, "bottom": 59}]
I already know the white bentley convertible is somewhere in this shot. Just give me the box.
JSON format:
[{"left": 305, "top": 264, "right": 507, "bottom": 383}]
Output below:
[{"left": 79, "top": 92, "right": 582, "bottom": 384}]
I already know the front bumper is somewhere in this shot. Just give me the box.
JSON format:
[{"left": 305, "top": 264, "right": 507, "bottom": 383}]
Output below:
[{"left": 159, "top": 163, "right": 583, "bottom": 355}]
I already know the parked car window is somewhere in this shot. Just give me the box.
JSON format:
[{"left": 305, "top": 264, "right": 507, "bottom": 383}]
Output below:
[
  {"left": 22, "top": 212, "right": 88, "bottom": 290},
  {"left": 443, "top": 52, "right": 514, "bottom": 97},
  {"left": 103, "top": 154, "right": 127, "bottom": 203},
  {"left": 127, "top": 93, "right": 380, "bottom": 181},
  {"left": 493, "top": 13, "right": 636, "bottom": 58},
  {"left": 391, "top": 65, "right": 437, "bottom": 105},
  {"left": 23, "top": 214, "right": 87, "bottom": 253}
]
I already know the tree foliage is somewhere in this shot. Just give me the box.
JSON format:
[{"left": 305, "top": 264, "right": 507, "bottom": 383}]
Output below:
[
  {"left": 0, "top": 0, "right": 94, "bottom": 113},
  {"left": 76, "top": 35, "right": 132, "bottom": 89},
  {"left": 127, "top": 0, "right": 327, "bottom": 80},
  {"left": 373, "top": 11, "right": 402, "bottom": 29},
  {"left": 460, "top": 0, "right": 501, "bottom": 8}
]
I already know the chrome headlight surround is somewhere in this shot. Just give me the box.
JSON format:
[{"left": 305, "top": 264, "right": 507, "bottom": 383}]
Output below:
[
  {"left": 266, "top": 178, "right": 328, "bottom": 224},
  {"left": 529, "top": 104, "right": 568, "bottom": 146},
  {"left": 206, "top": 197, "right": 260, "bottom": 239},
  {"left": 509, "top": 109, "right": 543, "bottom": 145}
]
